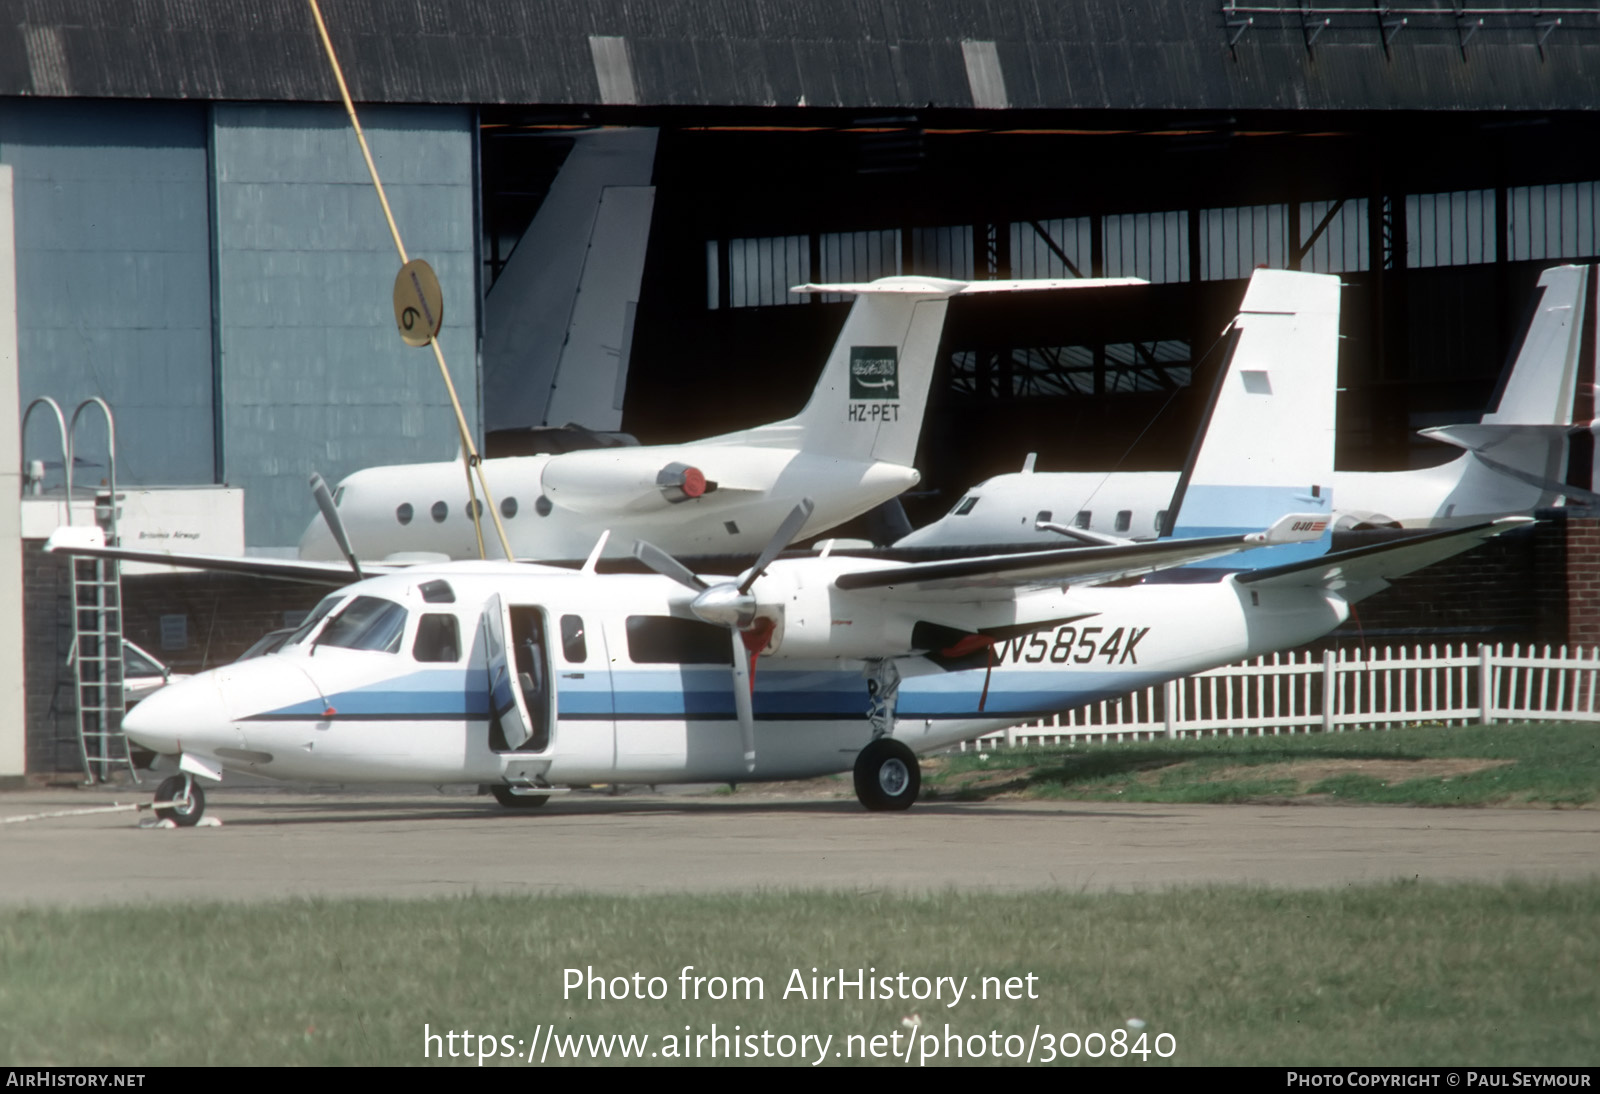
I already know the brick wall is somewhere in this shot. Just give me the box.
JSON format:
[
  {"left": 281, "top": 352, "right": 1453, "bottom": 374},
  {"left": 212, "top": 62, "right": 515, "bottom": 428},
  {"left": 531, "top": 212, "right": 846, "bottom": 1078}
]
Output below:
[{"left": 21, "top": 540, "right": 327, "bottom": 777}]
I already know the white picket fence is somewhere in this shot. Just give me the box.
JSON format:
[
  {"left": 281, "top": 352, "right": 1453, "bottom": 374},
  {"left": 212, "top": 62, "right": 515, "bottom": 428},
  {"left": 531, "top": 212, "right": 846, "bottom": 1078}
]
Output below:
[{"left": 968, "top": 643, "right": 1600, "bottom": 749}]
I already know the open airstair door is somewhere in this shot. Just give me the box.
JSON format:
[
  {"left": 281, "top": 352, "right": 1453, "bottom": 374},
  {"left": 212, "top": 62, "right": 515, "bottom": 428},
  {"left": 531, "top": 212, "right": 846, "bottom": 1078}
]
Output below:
[{"left": 482, "top": 593, "right": 534, "bottom": 751}]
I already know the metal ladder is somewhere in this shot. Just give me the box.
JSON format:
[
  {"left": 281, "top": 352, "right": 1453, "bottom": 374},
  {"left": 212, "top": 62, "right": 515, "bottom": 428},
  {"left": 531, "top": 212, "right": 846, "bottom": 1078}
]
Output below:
[
  {"left": 26, "top": 396, "right": 137, "bottom": 783},
  {"left": 69, "top": 549, "right": 132, "bottom": 783}
]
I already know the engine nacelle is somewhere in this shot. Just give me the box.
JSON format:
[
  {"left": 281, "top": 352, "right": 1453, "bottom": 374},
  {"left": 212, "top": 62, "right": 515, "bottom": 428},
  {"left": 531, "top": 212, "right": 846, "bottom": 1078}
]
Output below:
[
  {"left": 541, "top": 450, "right": 709, "bottom": 514},
  {"left": 761, "top": 583, "right": 922, "bottom": 661}
]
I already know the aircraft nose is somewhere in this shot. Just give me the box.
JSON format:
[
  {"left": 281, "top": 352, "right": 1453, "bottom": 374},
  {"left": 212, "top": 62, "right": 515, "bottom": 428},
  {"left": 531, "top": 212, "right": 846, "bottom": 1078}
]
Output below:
[{"left": 122, "top": 674, "right": 231, "bottom": 756}]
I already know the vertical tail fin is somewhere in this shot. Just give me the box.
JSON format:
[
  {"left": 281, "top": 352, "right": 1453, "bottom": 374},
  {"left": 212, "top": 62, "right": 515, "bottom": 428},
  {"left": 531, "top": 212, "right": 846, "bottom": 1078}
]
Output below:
[
  {"left": 1168, "top": 269, "right": 1341, "bottom": 568},
  {"left": 730, "top": 276, "right": 1146, "bottom": 466},
  {"left": 1482, "top": 263, "right": 1588, "bottom": 426}
]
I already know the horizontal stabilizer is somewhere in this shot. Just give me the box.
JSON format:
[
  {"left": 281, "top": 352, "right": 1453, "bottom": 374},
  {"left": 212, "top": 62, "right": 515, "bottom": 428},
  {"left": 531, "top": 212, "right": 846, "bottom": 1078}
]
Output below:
[
  {"left": 1419, "top": 423, "right": 1600, "bottom": 505},
  {"left": 1238, "top": 517, "right": 1534, "bottom": 601},
  {"left": 791, "top": 276, "right": 1146, "bottom": 297},
  {"left": 834, "top": 526, "right": 1300, "bottom": 595}
]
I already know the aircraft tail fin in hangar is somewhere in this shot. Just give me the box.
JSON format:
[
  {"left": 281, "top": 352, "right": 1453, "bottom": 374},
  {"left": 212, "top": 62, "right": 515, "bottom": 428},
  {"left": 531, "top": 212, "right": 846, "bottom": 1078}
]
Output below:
[
  {"left": 719, "top": 275, "right": 1145, "bottom": 467},
  {"left": 1482, "top": 263, "right": 1589, "bottom": 427},
  {"left": 1166, "top": 268, "right": 1341, "bottom": 569}
]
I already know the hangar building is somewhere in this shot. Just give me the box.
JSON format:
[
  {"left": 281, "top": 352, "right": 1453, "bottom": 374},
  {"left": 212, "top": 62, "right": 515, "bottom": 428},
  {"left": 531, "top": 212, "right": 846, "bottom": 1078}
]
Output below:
[{"left": 3, "top": 1, "right": 1599, "bottom": 779}]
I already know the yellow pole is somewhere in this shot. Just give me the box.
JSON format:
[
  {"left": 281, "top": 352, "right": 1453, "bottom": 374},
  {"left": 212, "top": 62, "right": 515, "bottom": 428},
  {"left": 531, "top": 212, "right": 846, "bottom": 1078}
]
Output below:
[{"left": 306, "top": 0, "right": 514, "bottom": 560}]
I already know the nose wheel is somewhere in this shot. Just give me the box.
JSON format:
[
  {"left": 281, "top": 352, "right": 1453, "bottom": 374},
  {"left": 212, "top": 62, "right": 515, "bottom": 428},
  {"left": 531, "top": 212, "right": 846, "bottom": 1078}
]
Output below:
[
  {"left": 853, "top": 737, "right": 920, "bottom": 811},
  {"left": 154, "top": 774, "right": 206, "bottom": 827}
]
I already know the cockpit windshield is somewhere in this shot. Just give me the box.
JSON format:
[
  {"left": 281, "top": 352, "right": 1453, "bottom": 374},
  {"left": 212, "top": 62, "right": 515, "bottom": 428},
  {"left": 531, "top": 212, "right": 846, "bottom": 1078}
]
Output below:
[
  {"left": 315, "top": 596, "right": 408, "bottom": 654},
  {"left": 283, "top": 594, "right": 344, "bottom": 648}
]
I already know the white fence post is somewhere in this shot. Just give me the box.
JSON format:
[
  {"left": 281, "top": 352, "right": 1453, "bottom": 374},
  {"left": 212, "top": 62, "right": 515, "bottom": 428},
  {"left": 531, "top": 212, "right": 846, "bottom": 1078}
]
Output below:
[
  {"left": 1479, "top": 644, "right": 1492, "bottom": 725},
  {"left": 1321, "top": 649, "right": 1334, "bottom": 733}
]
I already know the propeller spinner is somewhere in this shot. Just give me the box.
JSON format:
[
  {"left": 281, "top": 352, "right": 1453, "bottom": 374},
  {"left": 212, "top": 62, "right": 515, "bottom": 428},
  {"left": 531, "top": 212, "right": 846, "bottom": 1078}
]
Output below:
[{"left": 633, "top": 499, "right": 815, "bottom": 772}]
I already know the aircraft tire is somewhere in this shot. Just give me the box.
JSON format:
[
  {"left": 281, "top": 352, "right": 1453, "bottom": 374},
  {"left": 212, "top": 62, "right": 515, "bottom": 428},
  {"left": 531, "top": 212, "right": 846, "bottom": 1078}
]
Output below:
[
  {"left": 154, "top": 775, "right": 205, "bottom": 827},
  {"left": 853, "top": 738, "right": 920, "bottom": 812},
  {"left": 491, "top": 785, "right": 549, "bottom": 809}
]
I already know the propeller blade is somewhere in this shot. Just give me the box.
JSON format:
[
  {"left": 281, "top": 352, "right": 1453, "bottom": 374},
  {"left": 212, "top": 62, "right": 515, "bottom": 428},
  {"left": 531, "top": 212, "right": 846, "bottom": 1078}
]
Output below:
[
  {"left": 633, "top": 539, "right": 708, "bottom": 592},
  {"left": 738, "top": 498, "right": 815, "bottom": 593},
  {"left": 309, "top": 472, "right": 363, "bottom": 580},
  {"left": 730, "top": 634, "right": 756, "bottom": 772}
]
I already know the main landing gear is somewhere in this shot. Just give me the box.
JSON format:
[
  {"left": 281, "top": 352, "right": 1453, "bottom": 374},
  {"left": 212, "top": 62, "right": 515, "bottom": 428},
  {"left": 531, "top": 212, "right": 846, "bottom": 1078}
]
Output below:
[
  {"left": 491, "top": 785, "right": 549, "bottom": 809},
  {"left": 853, "top": 737, "right": 920, "bottom": 811},
  {"left": 153, "top": 774, "right": 206, "bottom": 827},
  {"left": 854, "top": 659, "right": 918, "bottom": 811}
]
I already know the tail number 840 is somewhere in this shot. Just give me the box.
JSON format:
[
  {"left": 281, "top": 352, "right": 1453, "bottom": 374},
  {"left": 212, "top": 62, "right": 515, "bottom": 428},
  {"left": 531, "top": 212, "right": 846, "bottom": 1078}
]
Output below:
[{"left": 996, "top": 625, "right": 1150, "bottom": 667}]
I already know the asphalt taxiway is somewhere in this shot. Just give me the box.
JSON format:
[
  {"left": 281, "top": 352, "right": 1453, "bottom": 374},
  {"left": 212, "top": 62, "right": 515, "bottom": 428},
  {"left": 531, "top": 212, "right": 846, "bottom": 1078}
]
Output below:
[{"left": 2, "top": 783, "right": 1596, "bottom": 905}]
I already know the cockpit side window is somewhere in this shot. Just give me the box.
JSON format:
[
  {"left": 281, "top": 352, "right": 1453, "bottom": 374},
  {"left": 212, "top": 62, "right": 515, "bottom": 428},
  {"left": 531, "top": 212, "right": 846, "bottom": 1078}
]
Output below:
[
  {"left": 413, "top": 613, "right": 461, "bottom": 663},
  {"left": 317, "top": 596, "right": 408, "bottom": 653},
  {"left": 952, "top": 496, "right": 978, "bottom": 516}
]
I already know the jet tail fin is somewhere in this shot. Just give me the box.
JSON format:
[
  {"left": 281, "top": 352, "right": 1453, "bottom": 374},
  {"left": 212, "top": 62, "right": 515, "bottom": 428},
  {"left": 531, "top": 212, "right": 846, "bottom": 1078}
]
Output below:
[
  {"left": 1482, "top": 264, "right": 1589, "bottom": 426},
  {"left": 728, "top": 275, "right": 1143, "bottom": 466},
  {"left": 1166, "top": 269, "right": 1341, "bottom": 568}
]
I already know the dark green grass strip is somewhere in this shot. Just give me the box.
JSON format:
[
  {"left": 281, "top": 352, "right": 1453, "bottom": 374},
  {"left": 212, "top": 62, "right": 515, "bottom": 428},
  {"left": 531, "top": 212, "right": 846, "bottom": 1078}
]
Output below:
[
  {"left": 924, "top": 722, "right": 1600, "bottom": 806},
  {"left": 2, "top": 882, "right": 1597, "bottom": 1066}
]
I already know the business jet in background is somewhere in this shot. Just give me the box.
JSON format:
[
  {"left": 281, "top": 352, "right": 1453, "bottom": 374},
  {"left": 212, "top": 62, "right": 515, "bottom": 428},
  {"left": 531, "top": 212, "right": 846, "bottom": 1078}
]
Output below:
[
  {"left": 298, "top": 275, "right": 1144, "bottom": 564},
  {"left": 898, "top": 263, "right": 1592, "bottom": 550}
]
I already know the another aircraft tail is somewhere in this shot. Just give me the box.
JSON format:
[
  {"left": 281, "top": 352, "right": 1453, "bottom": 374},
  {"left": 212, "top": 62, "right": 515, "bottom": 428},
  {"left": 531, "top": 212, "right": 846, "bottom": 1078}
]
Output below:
[
  {"left": 727, "top": 275, "right": 1144, "bottom": 466},
  {"left": 1167, "top": 268, "right": 1341, "bottom": 568},
  {"left": 1481, "top": 263, "right": 1589, "bottom": 426}
]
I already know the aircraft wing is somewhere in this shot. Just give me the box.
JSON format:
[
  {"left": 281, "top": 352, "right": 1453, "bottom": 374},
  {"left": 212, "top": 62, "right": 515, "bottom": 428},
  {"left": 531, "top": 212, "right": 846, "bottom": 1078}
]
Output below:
[
  {"left": 833, "top": 514, "right": 1327, "bottom": 596},
  {"left": 1236, "top": 517, "right": 1534, "bottom": 601},
  {"left": 44, "top": 526, "right": 383, "bottom": 586}
]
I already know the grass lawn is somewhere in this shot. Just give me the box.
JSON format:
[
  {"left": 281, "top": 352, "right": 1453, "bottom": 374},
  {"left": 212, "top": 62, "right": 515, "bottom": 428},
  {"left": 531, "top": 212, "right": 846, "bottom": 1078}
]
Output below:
[
  {"left": 2, "top": 882, "right": 1597, "bottom": 1066},
  {"left": 923, "top": 721, "right": 1600, "bottom": 807}
]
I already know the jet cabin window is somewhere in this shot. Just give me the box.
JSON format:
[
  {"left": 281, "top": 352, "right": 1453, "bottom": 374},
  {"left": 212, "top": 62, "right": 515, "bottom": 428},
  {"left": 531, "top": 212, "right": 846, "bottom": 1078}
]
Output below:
[
  {"left": 316, "top": 596, "right": 408, "bottom": 654},
  {"left": 1115, "top": 510, "right": 1133, "bottom": 534},
  {"left": 1073, "top": 510, "right": 1092, "bottom": 530}
]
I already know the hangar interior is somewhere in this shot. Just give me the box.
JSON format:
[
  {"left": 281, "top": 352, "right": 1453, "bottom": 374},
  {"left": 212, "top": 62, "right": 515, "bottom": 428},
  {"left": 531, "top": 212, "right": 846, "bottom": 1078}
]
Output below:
[{"left": 5, "top": 0, "right": 1600, "bottom": 779}]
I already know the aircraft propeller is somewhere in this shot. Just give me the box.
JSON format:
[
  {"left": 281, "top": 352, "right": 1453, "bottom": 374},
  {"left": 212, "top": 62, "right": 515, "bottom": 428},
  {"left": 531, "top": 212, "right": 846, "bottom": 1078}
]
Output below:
[
  {"left": 633, "top": 498, "right": 815, "bottom": 772},
  {"left": 310, "top": 471, "right": 363, "bottom": 581}
]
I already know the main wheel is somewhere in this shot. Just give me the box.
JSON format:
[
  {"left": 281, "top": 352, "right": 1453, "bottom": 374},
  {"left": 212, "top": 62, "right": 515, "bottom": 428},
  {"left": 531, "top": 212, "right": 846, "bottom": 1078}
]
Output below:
[
  {"left": 154, "top": 775, "right": 205, "bottom": 827},
  {"left": 491, "top": 785, "right": 549, "bottom": 809},
  {"left": 853, "top": 738, "right": 920, "bottom": 812}
]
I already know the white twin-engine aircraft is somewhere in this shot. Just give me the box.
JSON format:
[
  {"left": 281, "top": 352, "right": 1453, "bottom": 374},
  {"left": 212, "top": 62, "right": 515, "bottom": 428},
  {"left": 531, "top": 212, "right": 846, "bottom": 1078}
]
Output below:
[
  {"left": 298, "top": 275, "right": 1143, "bottom": 563},
  {"left": 900, "top": 263, "right": 1596, "bottom": 549},
  {"left": 46, "top": 270, "right": 1528, "bottom": 824}
]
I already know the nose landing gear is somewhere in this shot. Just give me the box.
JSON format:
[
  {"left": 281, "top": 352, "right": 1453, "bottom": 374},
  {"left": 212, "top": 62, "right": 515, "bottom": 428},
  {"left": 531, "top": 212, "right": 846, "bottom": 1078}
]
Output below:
[{"left": 153, "top": 774, "right": 206, "bottom": 827}]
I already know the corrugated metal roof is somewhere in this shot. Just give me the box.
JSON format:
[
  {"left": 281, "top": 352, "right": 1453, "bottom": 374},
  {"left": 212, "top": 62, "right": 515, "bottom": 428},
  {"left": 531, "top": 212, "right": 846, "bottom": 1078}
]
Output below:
[{"left": 1, "top": 0, "right": 1598, "bottom": 111}]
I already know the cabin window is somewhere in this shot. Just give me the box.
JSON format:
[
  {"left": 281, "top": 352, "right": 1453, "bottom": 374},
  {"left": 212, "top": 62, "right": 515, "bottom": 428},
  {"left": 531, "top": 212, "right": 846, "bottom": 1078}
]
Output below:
[
  {"left": 952, "top": 496, "right": 978, "bottom": 516},
  {"left": 466, "top": 498, "right": 483, "bottom": 518},
  {"left": 431, "top": 501, "right": 448, "bottom": 523},
  {"left": 501, "top": 497, "right": 518, "bottom": 519},
  {"left": 561, "top": 615, "right": 588, "bottom": 663},
  {"left": 1115, "top": 510, "right": 1132, "bottom": 534},
  {"left": 1155, "top": 509, "right": 1169, "bottom": 534},
  {"left": 1036, "top": 510, "right": 1051, "bottom": 525},
  {"left": 626, "top": 616, "right": 732, "bottom": 664},
  {"left": 333, "top": 486, "right": 345, "bottom": 506},
  {"left": 1073, "top": 510, "right": 1092, "bottom": 529},
  {"left": 396, "top": 503, "right": 413, "bottom": 525},
  {"left": 284, "top": 595, "right": 343, "bottom": 647},
  {"left": 413, "top": 614, "right": 461, "bottom": 663},
  {"left": 317, "top": 596, "right": 408, "bottom": 654}
]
